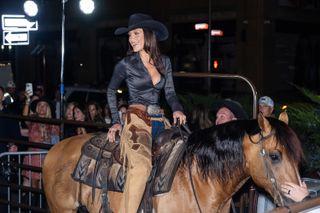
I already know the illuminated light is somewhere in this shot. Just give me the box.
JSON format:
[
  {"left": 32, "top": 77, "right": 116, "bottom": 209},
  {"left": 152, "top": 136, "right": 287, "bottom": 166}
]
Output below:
[
  {"left": 195, "top": 23, "right": 208, "bottom": 30},
  {"left": 281, "top": 105, "right": 288, "bottom": 110},
  {"left": 8, "top": 45, "right": 12, "bottom": 50},
  {"left": 211, "top": 29, "right": 224, "bottom": 36},
  {"left": 117, "top": 89, "right": 123, "bottom": 94},
  {"left": 23, "top": 0, "right": 39, "bottom": 17},
  {"left": 79, "top": 0, "right": 95, "bottom": 14},
  {"left": 1, "top": 45, "right": 4, "bottom": 50},
  {"left": 213, "top": 60, "right": 219, "bottom": 70},
  {"left": 80, "top": 63, "right": 83, "bottom": 67}
]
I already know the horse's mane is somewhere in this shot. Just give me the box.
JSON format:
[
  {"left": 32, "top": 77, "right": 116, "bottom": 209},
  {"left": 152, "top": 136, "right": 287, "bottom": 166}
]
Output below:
[
  {"left": 182, "top": 118, "right": 303, "bottom": 182},
  {"left": 182, "top": 121, "right": 247, "bottom": 183}
]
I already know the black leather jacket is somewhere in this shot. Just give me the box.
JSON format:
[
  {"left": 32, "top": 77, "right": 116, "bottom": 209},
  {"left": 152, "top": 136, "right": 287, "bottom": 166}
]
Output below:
[{"left": 107, "top": 53, "right": 183, "bottom": 124}]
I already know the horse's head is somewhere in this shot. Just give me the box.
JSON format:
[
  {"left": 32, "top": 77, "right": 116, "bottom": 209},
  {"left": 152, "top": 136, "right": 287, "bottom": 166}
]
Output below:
[{"left": 243, "top": 112, "right": 303, "bottom": 206}]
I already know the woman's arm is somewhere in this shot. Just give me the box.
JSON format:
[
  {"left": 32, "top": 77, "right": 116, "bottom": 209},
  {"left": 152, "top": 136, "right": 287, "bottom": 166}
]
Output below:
[
  {"left": 22, "top": 92, "right": 31, "bottom": 126},
  {"left": 107, "top": 61, "right": 127, "bottom": 142},
  {"left": 107, "top": 61, "right": 127, "bottom": 124},
  {"left": 163, "top": 57, "right": 183, "bottom": 113},
  {"left": 162, "top": 57, "right": 186, "bottom": 124}
]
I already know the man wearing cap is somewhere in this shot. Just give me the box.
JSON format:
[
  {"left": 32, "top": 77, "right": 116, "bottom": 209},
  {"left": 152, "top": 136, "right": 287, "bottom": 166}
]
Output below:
[
  {"left": 213, "top": 99, "right": 248, "bottom": 125},
  {"left": 258, "top": 96, "right": 274, "bottom": 117},
  {"left": 6, "top": 81, "right": 16, "bottom": 95}
]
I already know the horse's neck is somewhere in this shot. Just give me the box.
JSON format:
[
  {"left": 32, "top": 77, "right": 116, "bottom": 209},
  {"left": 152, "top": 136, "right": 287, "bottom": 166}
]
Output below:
[{"left": 186, "top": 164, "right": 250, "bottom": 212}]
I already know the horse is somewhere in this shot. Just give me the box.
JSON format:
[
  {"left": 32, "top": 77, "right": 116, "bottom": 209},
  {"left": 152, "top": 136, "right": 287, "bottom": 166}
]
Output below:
[{"left": 42, "top": 113, "right": 303, "bottom": 213}]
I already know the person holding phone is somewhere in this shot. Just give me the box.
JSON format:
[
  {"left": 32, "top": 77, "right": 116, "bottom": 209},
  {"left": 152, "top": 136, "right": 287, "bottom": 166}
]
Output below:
[{"left": 22, "top": 92, "right": 59, "bottom": 189}]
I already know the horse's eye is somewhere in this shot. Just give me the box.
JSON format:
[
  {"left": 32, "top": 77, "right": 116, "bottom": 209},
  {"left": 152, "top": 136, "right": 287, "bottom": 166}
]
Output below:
[{"left": 269, "top": 151, "right": 281, "bottom": 163}]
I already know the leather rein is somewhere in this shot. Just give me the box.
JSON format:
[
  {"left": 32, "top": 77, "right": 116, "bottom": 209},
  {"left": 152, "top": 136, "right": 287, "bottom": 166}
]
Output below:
[
  {"left": 175, "top": 124, "right": 204, "bottom": 213},
  {"left": 248, "top": 129, "right": 286, "bottom": 207}
]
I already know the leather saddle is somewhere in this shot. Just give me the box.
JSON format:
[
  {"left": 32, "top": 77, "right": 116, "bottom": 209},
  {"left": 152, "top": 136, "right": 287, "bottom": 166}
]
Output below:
[{"left": 72, "top": 127, "right": 189, "bottom": 195}]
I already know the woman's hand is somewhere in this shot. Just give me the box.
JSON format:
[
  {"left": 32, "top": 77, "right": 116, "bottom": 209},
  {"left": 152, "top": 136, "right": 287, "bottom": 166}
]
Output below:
[
  {"left": 24, "top": 91, "right": 31, "bottom": 99},
  {"left": 173, "top": 111, "right": 187, "bottom": 125},
  {"left": 107, "top": 123, "right": 122, "bottom": 142},
  {"left": 281, "top": 181, "right": 309, "bottom": 202},
  {"left": 76, "top": 127, "right": 86, "bottom": 135}
]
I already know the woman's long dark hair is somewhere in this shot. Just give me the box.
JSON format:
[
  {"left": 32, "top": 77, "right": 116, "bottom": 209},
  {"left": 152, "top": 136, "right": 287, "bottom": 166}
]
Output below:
[{"left": 127, "top": 28, "right": 165, "bottom": 74}]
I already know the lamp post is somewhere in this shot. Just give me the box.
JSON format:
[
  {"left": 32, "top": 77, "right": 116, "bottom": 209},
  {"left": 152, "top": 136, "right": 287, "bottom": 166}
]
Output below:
[
  {"left": 60, "top": 0, "right": 66, "bottom": 122},
  {"left": 208, "top": 0, "right": 212, "bottom": 74},
  {"left": 206, "top": 0, "right": 212, "bottom": 92},
  {"left": 59, "top": 0, "right": 94, "bottom": 138}
]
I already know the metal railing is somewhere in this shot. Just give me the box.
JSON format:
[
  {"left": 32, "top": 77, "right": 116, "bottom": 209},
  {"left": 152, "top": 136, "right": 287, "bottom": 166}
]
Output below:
[
  {"left": 0, "top": 151, "right": 48, "bottom": 213},
  {"left": 173, "top": 72, "right": 258, "bottom": 118},
  {"left": 268, "top": 197, "right": 320, "bottom": 213}
]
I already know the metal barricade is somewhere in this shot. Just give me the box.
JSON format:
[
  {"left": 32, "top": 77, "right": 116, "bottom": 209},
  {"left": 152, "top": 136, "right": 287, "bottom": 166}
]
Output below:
[{"left": 0, "top": 151, "right": 48, "bottom": 213}]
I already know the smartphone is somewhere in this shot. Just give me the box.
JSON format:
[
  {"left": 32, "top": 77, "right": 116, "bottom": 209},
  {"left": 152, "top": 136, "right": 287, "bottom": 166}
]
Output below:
[{"left": 25, "top": 83, "right": 33, "bottom": 96}]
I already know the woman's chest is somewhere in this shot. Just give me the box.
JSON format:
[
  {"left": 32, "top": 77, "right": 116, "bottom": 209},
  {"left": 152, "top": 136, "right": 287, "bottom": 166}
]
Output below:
[{"left": 126, "top": 66, "right": 165, "bottom": 90}]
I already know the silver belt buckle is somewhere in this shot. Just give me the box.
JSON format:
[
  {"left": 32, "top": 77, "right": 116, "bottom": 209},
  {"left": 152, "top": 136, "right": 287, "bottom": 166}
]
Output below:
[{"left": 147, "top": 105, "right": 161, "bottom": 115}]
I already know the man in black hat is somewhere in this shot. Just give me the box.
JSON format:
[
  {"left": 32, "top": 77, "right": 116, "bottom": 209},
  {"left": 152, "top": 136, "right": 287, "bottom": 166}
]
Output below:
[{"left": 213, "top": 99, "right": 248, "bottom": 125}]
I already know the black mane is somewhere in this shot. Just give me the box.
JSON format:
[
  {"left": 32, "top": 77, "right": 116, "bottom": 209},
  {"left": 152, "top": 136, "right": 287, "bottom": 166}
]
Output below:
[{"left": 182, "top": 118, "right": 302, "bottom": 182}]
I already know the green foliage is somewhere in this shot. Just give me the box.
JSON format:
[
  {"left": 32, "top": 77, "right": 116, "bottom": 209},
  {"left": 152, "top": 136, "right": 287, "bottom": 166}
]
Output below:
[
  {"left": 287, "top": 86, "right": 320, "bottom": 173},
  {"left": 291, "top": 84, "right": 320, "bottom": 105}
]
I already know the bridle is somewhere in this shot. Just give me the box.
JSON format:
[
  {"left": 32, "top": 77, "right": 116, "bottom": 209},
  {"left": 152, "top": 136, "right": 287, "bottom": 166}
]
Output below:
[
  {"left": 248, "top": 128, "right": 286, "bottom": 207},
  {"left": 176, "top": 124, "right": 204, "bottom": 213}
]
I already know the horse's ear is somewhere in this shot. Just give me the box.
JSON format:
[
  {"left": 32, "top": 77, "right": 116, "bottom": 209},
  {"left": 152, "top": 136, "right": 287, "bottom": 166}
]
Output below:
[
  {"left": 258, "top": 112, "right": 272, "bottom": 134},
  {"left": 278, "top": 111, "right": 289, "bottom": 124}
]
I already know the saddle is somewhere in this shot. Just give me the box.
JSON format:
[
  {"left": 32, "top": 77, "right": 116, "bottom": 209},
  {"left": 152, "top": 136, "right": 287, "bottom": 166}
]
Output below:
[{"left": 72, "top": 127, "right": 189, "bottom": 211}]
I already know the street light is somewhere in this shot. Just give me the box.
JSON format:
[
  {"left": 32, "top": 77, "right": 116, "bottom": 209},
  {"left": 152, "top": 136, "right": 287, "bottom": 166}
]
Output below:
[
  {"left": 23, "top": 0, "right": 39, "bottom": 17},
  {"left": 59, "top": 0, "right": 95, "bottom": 127},
  {"left": 79, "top": 0, "right": 95, "bottom": 15}
]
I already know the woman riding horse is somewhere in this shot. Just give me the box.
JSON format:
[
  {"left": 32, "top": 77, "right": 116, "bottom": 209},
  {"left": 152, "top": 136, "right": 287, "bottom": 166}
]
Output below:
[{"left": 43, "top": 112, "right": 303, "bottom": 212}]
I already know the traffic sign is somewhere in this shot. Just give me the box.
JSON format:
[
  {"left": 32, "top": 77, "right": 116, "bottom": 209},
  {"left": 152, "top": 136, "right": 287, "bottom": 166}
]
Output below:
[
  {"left": 3, "top": 31, "right": 29, "bottom": 45},
  {"left": 1, "top": 14, "right": 38, "bottom": 31}
]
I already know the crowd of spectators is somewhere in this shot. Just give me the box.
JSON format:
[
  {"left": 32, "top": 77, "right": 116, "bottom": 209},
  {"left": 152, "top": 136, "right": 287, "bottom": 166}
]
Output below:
[
  {"left": 0, "top": 81, "right": 121, "bottom": 205},
  {"left": 0, "top": 82, "right": 116, "bottom": 140}
]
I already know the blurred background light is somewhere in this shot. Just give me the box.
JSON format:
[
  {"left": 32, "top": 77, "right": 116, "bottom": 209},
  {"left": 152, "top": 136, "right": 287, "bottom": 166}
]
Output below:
[
  {"left": 195, "top": 23, "right": 208, "bottom": 30},
  {"left": 79, "top": 0, "right": 95, "bottom": 14},
  {"left": 211, "top": 29, "right": 224, "bottom": 36}
]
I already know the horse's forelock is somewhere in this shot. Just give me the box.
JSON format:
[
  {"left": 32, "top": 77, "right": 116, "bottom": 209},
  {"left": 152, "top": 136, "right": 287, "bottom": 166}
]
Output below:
[{"left": 267, "top": 118, "right": 303, "bottom": 165}]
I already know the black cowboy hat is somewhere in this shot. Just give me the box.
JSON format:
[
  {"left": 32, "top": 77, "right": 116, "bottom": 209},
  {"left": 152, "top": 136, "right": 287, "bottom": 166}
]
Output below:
[
  {"left": 30, "top": 98, "right": 55, "bottom": 116},
  {"left": 114, "top": 13, "right": 168, "bottom": 41},
  {"left": 212, "top": 99, "right": 249, "bottom": 120}
]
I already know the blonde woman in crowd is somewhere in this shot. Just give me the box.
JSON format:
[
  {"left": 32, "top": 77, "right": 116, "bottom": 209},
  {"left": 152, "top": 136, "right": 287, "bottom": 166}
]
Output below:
[{"left": 22, "top": 95, "right": 59, "bottom": 189}]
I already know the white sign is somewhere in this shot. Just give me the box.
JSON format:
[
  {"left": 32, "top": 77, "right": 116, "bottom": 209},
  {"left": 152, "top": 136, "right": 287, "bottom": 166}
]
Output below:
[
  {"left": 2, "top": 14, "right": 38, "bottom": 31},
  {"left": 3, "top": 31, "right": 29, "bottom": 45}
]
